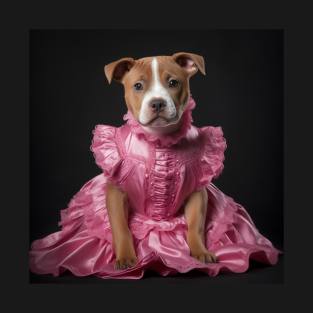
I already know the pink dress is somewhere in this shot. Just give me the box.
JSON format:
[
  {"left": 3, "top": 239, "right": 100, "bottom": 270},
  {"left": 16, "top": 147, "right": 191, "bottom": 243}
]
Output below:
[{"left": 29, "top": 97, "right": 281, "bottom": 279}]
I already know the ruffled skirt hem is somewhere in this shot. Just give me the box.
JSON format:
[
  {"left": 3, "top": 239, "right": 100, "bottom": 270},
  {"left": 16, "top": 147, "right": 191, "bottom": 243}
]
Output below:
[{"left": 29, "top": 178, "right": 282, "bottom": 280}]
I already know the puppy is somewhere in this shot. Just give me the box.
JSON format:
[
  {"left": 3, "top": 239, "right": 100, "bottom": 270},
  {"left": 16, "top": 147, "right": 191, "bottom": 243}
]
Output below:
[{"left": 104, "top": 52, "right": 217, "bottom": 270}]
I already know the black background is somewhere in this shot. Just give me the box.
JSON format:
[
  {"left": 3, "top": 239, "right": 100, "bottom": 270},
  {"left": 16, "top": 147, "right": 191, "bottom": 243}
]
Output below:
[{"left": 3, "top": 0, "right": 313, "bottom": 310}]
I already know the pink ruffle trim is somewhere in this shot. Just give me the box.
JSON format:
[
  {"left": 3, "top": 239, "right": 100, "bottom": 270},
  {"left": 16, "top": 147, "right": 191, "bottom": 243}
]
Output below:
[{"left": 197, "top": 126, "right": 227, "bottom": 188}]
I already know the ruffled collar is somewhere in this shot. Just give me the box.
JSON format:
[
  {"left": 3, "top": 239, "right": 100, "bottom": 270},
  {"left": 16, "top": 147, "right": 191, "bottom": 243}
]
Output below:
[{"left": 123, "top": 96, "right": 196, "bottom": 147}]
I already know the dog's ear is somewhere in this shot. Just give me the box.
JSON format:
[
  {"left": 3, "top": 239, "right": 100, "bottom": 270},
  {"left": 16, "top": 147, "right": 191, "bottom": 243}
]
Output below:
[
  {"left": 172, "top": 52, "right": 206, "bottom": 77},
  {"left": 104, "top": 57, "right": 135, "bottom": 84}
]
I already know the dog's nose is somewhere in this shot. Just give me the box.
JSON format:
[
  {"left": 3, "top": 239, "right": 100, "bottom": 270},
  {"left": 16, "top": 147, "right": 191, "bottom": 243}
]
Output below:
[{"left": 149, "top": 98, "right": 166, "bottom": 113}]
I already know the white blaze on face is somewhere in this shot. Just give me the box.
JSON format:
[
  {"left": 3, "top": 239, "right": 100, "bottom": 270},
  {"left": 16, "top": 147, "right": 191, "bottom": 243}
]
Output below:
[{"left": 139, "top": 57, "right": 177, "bottom": 124}]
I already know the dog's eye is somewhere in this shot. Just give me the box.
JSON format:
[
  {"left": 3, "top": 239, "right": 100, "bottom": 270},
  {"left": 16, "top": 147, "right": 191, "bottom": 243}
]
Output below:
[
  {"left": 133, "top": 82, "right": 143, "bottom": 91},
  {"left": 168, "top": 79, "right": 179, "bottom": 88}
]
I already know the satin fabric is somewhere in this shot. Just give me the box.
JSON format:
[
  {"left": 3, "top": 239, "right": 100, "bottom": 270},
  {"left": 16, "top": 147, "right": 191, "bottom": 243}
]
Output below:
[{"left": 29, "top": 97, "right": 281, "bottom": 279}]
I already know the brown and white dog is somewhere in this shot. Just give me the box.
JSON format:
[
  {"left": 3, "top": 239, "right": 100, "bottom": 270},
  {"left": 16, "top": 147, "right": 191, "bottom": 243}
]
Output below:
[{"left": 104, "top": 52, "right": 217, "bottom": 270}]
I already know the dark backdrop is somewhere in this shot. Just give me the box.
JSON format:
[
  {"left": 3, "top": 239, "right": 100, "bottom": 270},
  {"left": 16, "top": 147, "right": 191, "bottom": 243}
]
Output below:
[{"left": 30, "top": 30, "right": 283, "bottom": 253}]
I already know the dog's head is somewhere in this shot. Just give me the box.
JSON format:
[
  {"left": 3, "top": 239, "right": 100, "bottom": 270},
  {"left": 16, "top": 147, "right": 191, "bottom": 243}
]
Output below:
[{"left": 104, "top": 52, "right": 205, "bottom": 131}]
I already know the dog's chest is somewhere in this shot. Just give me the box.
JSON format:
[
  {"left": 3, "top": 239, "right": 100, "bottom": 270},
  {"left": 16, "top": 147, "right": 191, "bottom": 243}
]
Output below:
[
  {"left": 117, "top": 126, "right": 203, "bottom": 218},
  {"left": 122, "top": 127, "right": 202, "bottom": 169}
]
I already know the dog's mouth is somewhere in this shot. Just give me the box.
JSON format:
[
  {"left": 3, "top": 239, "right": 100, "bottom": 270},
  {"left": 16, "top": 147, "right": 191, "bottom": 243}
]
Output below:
[{"left": 139, "top": 115, "right": 179, "bottom": 128}]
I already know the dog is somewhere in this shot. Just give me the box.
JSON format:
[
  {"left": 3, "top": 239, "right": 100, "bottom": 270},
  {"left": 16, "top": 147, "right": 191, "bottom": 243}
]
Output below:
[{"left": 104, "top": 52, "right": 217, "bottom": 270}]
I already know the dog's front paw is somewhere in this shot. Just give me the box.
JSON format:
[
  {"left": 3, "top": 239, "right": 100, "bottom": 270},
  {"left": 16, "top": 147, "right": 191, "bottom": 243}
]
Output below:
[
  {"left": 114, "top": 234, "right": 138, "bottom": 270},
  {"left": 191, "top": 250, "right": 217, "bottom": 263},
  {"left": 114, "top": 256, "right": 138, "bottom": 270},
  {"left": 187, "top": 232, "right": 217, "bottom": 263}
]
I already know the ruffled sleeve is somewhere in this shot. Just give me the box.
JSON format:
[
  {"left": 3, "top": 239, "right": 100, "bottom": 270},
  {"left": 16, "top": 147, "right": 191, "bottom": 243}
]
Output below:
[
  {"left": 90, "top": 125, "right": 123, "bottom": 180},
  {"left": 196, "top": 126, "right": 227, "bottom": 189}
]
